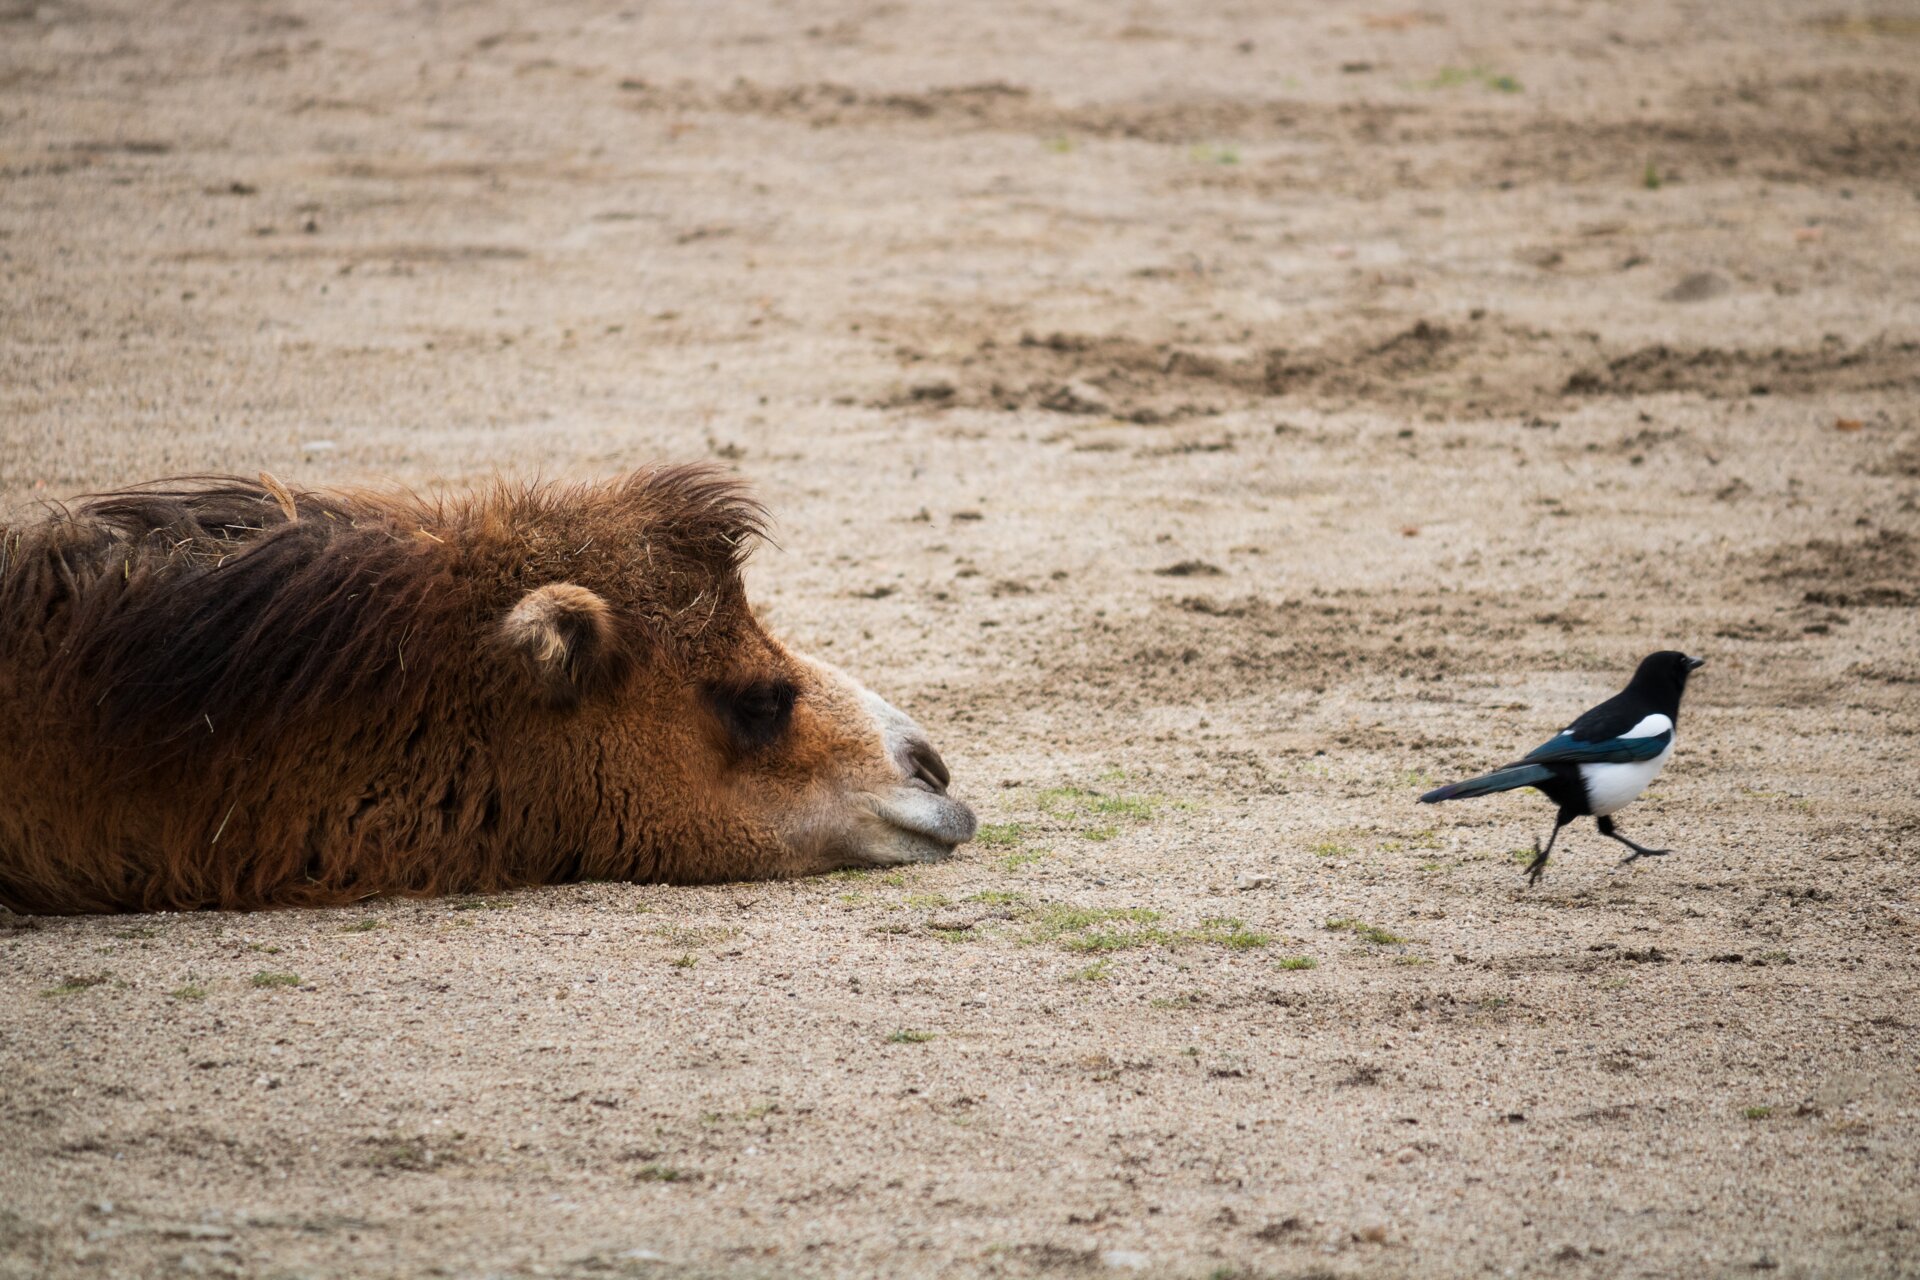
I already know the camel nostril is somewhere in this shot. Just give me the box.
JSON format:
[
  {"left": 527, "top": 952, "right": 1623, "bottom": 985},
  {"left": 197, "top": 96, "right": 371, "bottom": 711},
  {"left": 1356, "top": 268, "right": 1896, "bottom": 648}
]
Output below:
[{"left": 903, "top": 739, "right": 951, "bottom": 794}]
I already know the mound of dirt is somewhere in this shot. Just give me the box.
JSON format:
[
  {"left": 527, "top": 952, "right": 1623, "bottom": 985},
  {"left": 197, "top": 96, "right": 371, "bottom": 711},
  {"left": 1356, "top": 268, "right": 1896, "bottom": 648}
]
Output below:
[
  {"left": 1563, "top": 338, "right": 1920, "bottom": 399},
  {"left": 1764, "top": 528, "right": 1919, "bottom": 608}
]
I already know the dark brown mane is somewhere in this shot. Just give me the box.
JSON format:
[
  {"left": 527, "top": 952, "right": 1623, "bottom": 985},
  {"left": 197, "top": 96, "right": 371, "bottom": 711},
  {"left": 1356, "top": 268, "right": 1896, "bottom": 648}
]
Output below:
[{"left": 3, "top": 466, "right": 768, "bottom": 763}]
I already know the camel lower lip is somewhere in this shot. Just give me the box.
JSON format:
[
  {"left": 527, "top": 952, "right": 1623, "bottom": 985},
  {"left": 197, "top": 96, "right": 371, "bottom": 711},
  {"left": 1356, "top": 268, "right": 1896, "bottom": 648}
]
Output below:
[
  {"left": 884, "top": 828, "right": 963, "bottom": 865},
  {"left": 871, "top": 789, "right": 977, "bottom": 847}
]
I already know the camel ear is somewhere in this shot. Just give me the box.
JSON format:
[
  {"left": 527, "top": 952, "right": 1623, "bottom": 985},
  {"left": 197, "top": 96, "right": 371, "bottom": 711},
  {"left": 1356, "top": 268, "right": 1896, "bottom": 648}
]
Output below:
[{"left": 500, "top": 583, "right": 620, "bottom": 707}]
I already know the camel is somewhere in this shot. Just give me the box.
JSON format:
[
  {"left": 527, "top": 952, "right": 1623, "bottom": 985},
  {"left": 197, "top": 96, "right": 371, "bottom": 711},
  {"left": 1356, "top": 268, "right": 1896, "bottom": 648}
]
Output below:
[{"left": 0, "top": 466, "right": 976, "bottom": 913}]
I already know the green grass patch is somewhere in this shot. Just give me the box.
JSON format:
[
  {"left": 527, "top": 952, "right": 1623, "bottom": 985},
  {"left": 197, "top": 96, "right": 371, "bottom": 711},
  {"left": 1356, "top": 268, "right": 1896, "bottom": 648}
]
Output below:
[
  {"left": 633, "top": 1164, "right": 695, "bottom": 1183},
  {"left": 905, "top": 893, "right": 950, "bottom": 910},
  {"left": 1325, "top": 918, "right": 1407, "bottom": 946},
  {"left": 1188, "top": 143, "right": 1240, "bottom": 165},
  {"left": 341, "top": 919, "right": 384, "bottom": 933},
  {"left": 1310, "top": 841, "right": 1354, "bottom": 858},
  {"left": 1027, "top": 904, "right": 1163, "bottom": 936},
  {"left": 1042, "top": 784, "right": 1154, "bottom": 839},
  {"left": 1024, "top": 904, "right": 1272, "bottom": 954},
  {"left": 670, "top": 953, "right": 697, "bottom": 970},
  {"left": 999, "top": 849, "right": 1047, "bottom": 871},
  {"left": 1275, "top": 956, "right": 1318, "bottom": 971},
  {"left": 650, "top": 923, "right": 740, "bottom": 948},
  {"left": 1013, "top": 905, "right": 1267, "bottom": 955},
  {"left": 966, "top": 890, "right": 1025, "bottom": 906},
  {"left": 1065, "top": 960, "right": 1111, "bottom": 983},
  {"left": 169, "top": 983, "right": 210, "bottom": 1002},
  {"left": 974, "top": 822, "right": 1028, "bottom": 848},
  {"left": 887, "top": 1029, "right": 935, "bottom": 1044},
  {"left": 1024, "top": 904, "right": 1164, "bottom": 950},
  {"left": 451, "top": 897, "right": 512, "bottom": 912},
  {"left": 1177, "top": 917, "right": 1270, "bottom": 951},
  {"left": 1420, "top": 66, "right": 1522, "bottom": 93},
  {"left": 1036, "top": 785, "right": 1097, "bottom": 812},
  {"left": 40, "top": 973, "right": 111, "bottom": 998},
  {"left": 1065, "top": 926, "right": 1160, "bottom": 953},
  {"left": 250, "top": 971, "right": 300, "bottom": 989},
  {"left": 1744, "top": 1105, "right": 1773, "bottom": 1121}
]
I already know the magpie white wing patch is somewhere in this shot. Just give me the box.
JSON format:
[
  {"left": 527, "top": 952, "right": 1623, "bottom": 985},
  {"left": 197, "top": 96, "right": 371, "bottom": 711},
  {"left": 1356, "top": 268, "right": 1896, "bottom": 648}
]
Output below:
[{"left": 1618, "top": 713, "right": 1673, "bottom": 740}]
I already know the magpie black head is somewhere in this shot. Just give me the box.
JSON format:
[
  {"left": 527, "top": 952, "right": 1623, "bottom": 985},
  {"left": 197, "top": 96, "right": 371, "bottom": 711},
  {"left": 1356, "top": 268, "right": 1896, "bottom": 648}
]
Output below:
[{"left": 1624, "top": 650, "right": 1705, "bottom": 715}]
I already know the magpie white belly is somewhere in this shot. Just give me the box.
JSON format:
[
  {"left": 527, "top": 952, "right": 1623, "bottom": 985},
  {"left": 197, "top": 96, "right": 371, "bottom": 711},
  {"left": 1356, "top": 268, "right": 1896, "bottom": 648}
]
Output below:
[{"left": 1578, "top": 739, "right": 1674, "bottom": 817}]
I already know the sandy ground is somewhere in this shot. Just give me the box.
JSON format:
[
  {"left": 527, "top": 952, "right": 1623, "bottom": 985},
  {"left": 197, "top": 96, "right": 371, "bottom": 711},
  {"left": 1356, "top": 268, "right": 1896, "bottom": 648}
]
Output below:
[{"left": 4, "top": 1, "right": 1920, "bottom": 1276}]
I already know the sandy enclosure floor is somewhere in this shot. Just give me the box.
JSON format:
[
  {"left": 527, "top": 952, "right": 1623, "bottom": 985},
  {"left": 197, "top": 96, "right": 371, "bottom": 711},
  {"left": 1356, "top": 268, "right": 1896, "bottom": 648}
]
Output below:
[{"left": 4, "top": 1, "right": 1920, "bottom": 1277}]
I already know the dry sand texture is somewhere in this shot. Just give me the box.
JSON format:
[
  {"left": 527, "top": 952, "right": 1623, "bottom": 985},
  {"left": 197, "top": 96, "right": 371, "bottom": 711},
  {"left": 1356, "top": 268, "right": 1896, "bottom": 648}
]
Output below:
[{"left": 4, "top": 1, "right": 1920, "bottom": 1277}]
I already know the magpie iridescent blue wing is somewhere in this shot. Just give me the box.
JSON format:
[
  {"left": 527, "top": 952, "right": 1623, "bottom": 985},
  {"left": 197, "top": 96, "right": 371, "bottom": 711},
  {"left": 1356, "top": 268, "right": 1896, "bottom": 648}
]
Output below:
[{"left": 1519, "top": 715, "right": 1673, "bottom": 766}]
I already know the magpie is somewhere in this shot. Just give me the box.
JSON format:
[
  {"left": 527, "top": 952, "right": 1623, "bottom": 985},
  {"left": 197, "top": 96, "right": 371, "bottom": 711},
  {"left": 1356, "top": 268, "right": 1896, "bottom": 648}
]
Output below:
[{"left": 1419, "top": 651, "right": 1705, "bottom": 884}]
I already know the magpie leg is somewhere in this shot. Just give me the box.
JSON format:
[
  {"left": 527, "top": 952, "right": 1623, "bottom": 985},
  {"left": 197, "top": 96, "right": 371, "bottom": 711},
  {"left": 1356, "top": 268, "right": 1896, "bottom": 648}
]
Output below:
[
  {"left": 1597, "top": 815, "right": 1670, "bottom": 867},
  {"left": 1525, "top": 818, "right": 1568, "bottom": 887}
]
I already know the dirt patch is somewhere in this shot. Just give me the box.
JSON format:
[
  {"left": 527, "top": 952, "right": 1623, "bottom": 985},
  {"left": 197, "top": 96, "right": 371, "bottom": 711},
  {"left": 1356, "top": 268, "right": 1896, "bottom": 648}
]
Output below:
[
  {"left": 621, "top": 70, "right": 1920, "bottom": 189},
  {"left": 876, "top": 319, "right": 1580, "bottom": 421},
  {"left": 1563, "top": 338, "right": 1920, "bottom": 400},
  {"left": 617, "top": 77, "right": 1412, "bottom": 148},
  {"left": 971, "top": 589, "right": 1523, "bottom": 728},
  {"left": 1868, "top": 439, "right": 1920, "bottom": 478},
  {"left": 881, "top": 323, "right": 1920, "bottom": 422},
  {"left": 1483, "top": 115, "right": 1920, "bottom": 189},
  {"left": 1763, "top": 528, "right": 1919, "bottom": 608}
]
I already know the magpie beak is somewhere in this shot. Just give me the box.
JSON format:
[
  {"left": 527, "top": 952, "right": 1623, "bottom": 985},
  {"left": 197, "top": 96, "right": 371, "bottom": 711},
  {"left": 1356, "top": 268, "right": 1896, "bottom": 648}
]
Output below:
[{"left": 1683, "top": 655, "right": 1706, "bottom": 671}]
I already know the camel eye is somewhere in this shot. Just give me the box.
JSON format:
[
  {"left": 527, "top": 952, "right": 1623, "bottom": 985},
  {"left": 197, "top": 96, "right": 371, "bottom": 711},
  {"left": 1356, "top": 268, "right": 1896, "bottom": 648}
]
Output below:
[{"left": 707, "top": 679, "right": 797, "bottom": 752}]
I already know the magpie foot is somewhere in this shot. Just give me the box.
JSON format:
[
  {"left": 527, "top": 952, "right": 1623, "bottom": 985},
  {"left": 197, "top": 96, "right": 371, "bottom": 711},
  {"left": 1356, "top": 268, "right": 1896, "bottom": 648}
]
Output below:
[
  {"left": 1616, "top": 846, "right": 1671, "bottom": 867},
  {"left": 1525, "top": 841, "right": 1551, "bottom": 886}
]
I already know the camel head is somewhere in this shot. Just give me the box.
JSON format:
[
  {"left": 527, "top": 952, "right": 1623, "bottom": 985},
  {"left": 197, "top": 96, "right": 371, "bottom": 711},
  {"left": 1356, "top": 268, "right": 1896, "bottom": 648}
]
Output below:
[{"left": 497, "top": 567, "right": 978, "bottom": 879}]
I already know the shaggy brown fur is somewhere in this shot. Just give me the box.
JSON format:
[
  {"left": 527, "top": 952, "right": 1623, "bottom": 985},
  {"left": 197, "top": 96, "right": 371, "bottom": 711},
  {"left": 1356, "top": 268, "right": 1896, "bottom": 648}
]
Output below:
[{"left": 0, "top": 467, "right": 952, "bottom": 914}]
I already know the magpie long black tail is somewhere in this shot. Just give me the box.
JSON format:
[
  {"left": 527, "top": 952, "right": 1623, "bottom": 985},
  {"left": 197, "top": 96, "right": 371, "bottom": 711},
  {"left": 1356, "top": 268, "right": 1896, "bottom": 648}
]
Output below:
[{"left": 1419, "top": 763, "right": 1553, "bottom": 804}]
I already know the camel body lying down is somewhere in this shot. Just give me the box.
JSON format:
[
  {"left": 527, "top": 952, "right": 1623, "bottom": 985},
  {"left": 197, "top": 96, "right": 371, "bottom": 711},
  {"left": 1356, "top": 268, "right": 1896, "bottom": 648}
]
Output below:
[{"left": 0, "top": 467, "right": 974, "bottom": 913}]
